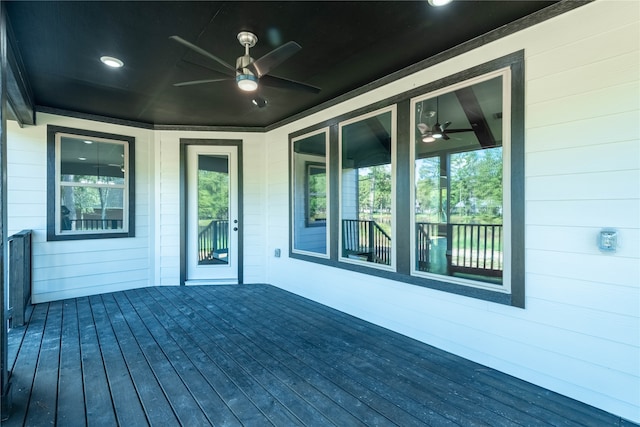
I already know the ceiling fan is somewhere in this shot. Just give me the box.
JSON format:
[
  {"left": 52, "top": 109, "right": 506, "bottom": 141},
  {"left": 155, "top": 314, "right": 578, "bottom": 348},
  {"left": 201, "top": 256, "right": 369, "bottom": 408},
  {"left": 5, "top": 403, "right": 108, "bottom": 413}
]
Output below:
[
  {"left": 417, "top": 100, "right": 472, "bottom": 143},
  {"left": 170, "top": 31, "right": 321, "bottom": 96}
]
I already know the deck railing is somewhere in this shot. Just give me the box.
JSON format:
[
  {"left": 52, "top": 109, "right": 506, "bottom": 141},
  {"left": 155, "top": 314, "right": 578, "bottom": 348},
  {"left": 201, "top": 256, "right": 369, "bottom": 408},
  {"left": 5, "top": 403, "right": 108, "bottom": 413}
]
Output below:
[
  {"left": 198, "top": 220, "right": 229, "bottom": 262},
  {"left": 8, "top": 230, "right": 32, "bottom": 327},
  {"left": 342, "top": 219, "right": 391, "bottom": 265},
  {"left": 416, "top": 222, "right": 503, "bottom": 277},
  {"left": 69, "top": 218, "right": 123, "bottom": 231}
]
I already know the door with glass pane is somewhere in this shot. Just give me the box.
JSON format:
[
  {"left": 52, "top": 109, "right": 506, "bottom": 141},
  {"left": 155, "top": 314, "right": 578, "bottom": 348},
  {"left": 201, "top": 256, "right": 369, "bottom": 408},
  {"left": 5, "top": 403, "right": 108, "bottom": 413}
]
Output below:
[{"left": 186, "top": 145, "right": 239, "bottom": 283}]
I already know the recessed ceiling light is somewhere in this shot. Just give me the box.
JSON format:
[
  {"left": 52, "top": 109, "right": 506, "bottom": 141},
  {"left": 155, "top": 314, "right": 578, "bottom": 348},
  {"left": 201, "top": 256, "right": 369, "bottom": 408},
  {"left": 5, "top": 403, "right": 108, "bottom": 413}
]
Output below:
[
  {"left": 83, "top": 140, "right": 93, "bottom": 144},
  {"left": 100, "top": 56, "right": 124, "bottom": 68},
  {"left": 78, "top": 157, "right": 87, "bottom": 161},
  {"left": 428, "top": 0, "right": 452, "bottom": 6}
]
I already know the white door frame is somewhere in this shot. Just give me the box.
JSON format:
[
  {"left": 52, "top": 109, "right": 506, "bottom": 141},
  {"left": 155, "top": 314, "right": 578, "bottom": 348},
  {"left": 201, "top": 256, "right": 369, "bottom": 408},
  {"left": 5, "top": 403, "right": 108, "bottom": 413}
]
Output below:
[{"left": 180, "top": 140, "right": 243, "bottom": 285}]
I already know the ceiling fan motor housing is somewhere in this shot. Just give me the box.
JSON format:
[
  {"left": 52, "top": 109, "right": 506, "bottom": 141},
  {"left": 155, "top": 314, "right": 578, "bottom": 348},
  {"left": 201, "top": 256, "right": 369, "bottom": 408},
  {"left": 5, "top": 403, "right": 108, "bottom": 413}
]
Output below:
[{"left": 236, "top": 55, "right": 255, "bottom": 77}]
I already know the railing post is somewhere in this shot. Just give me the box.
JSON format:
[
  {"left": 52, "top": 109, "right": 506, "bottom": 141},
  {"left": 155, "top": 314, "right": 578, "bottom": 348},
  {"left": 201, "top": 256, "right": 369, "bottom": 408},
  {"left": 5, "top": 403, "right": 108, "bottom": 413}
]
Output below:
[
  {"left": 7, "top": 230, "right": 31, "bottom": 328},
  {"left": 367, "top": 221, "right": 374, "bottom": 262},
  {"left": 0, "top": 1, "right": 10, "bottom": 416},
  {"left": 212, "top": 220, "right": 218, "bottom": 253}
]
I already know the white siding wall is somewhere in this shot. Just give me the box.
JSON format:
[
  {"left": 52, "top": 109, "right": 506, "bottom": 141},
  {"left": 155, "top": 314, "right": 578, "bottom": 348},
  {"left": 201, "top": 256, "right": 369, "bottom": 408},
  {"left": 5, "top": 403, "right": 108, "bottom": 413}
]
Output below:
[
  {"left": 7, "top": 113, "right": 155, "bottom": 302},
  {"left": 4, "top": 0, "right": 638, "bottom": 421},
  {"left": 7, "top": 121, "right": 269, "bottom": 299},
  {"left": 265, "top": 1, "right": 640, "bottom": 422},
  {"left": 155, "top": 130, "right": 267, "bottom": 286}
]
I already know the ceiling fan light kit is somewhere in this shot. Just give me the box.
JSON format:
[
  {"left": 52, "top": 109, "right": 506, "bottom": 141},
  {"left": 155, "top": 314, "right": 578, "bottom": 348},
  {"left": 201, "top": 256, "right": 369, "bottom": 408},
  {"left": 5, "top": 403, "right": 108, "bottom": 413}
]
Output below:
[
  {"left": 236, "top": 74, "right": 258, "bottom": 91},
  {"left": 170, "top": 30, "right": 320, "bottom": 100},
  {"left": 422, "top": 135, "right": 436, "bottom": 143}
]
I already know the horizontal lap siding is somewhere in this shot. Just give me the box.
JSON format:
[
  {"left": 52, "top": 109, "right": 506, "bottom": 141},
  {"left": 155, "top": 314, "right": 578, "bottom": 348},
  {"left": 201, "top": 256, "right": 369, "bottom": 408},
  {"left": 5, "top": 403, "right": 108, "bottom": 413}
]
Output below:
[
  {"left": 155, "top": 131, "right": 267, "bottom": 286},
  {"left": 265, "top": 1, "right": 640, "bottom": 422},
  {"left": 522, "top": 3, "right": 640, "bottom": 416},
  {"left": 7, "top": 113, "right": 153, "bottom": 303}
]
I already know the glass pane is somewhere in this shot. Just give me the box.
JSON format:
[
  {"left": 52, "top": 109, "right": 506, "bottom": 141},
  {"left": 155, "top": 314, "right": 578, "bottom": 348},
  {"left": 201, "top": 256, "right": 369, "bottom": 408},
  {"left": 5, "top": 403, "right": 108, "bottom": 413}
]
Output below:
[
  {"left": 197, "top": 155, "right": 230, "bottom": 265},
  {"left": 60, "top": 136, "right": 125, "bottom": 185},
  {"left": 414, "top": 75, "right": 504, "bottom": 285},
  {"left": 60, "top": 186, "right": 124, "bottom": 232},
  {"left": 293, "top": 131, "right": 328, "bottom": 255},
  {"left": 341, "top": 111, "right": 393, "bottom": 266}
]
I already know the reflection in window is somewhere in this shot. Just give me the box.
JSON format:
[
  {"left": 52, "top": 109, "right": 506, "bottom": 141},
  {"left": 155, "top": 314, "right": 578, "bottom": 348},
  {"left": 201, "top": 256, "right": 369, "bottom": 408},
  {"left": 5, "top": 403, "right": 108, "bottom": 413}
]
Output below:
[
  {"left": 340, "top": 108, "right": 395, "bottom": 267},
  {"left": 306, "top": 164, "right": 327, "bottom": 226},
  {"left": 198, "top": 155, "right": 230, "bottom": 265},
  {"left": 59, "top": 136, "right": 127, "bottom": 233},
  {"left": 292, "top": 129, "right": 329, "bottom": 256},
  {"left": 47, "top": 126, "right": 135, "bottom": 241},
  {"left": 413, "top": 73, "right": 506, "bottom": 286}
]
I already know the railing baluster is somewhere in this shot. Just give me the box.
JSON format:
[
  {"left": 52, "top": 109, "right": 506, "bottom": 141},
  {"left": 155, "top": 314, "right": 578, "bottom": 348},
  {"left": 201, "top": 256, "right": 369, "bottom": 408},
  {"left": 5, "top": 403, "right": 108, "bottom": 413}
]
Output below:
[{"left": 415, "top": 222, "right": 503, "bottom": 276}]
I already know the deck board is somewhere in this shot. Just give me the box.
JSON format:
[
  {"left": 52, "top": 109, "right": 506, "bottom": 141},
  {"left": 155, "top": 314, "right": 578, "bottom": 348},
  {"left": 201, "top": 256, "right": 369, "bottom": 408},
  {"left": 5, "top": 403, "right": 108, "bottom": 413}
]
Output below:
[
  {"left": 3, "top": 284, "right": 634, "bottom": 427},
  {"left": 76, "top": 296, "right": 119, "bottom": 427},
  {"left": 56, "top": 299, "right": 86, "bottom": 427},
  {"left": 24, "top": 301, "right": 62, "bottom": 426},
  {"left": 207, "top": 285, "right": 501, "bottom": 426},
  {"left": 240, "top": 286, "right": 564, "bottom": 426},
  {"left": 100, "top": 293, "right": 179, "bottom": 426},
  {"left": 4, "top": 303, "right": 48, "bottom": 427},
  {"left": 88, "top": 295, "right": 148, "bottom": 426}
]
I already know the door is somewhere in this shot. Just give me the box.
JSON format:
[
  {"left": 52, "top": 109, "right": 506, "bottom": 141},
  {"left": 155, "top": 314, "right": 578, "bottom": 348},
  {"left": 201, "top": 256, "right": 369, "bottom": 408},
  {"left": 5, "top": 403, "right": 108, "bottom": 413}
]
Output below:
[{"left": 186, "top": 145, "right": 239, "bottom": 284}]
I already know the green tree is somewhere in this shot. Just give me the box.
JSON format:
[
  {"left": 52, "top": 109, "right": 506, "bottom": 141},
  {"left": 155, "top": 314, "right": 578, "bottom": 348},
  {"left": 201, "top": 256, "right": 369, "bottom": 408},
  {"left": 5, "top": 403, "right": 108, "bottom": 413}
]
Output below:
[
  {"left": 415, "top": 158, "right": 440, "bottom": 222},
  {"left": 198, "top": 170, "right": 229, "bottom": 220},
  {"left": 358, "top": 165, "right": 391, "bottom": 218},
  {"left": 450, "top": 147, "right": 502, "bottom": 224}
]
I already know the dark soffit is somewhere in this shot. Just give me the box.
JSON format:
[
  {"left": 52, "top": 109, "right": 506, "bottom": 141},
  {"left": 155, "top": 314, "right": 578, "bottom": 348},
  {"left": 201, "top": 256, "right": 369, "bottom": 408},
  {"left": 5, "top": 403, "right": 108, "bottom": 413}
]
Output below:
[{"left": 6, "top": 1, "right": 579, "bottom": 129}]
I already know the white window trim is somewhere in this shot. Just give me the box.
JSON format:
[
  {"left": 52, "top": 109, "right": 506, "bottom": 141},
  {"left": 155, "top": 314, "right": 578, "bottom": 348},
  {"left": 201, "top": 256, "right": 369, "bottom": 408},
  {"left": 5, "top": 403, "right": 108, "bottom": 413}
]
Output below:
[
  {"left": 409, "top": 67, "right": 512, "bottom": 293},
  {"left": 338, "top": 105, "right": 397, "bottom": 272},
  {"left": 291, "top": 127, "right": 331, "bottom": 259}
]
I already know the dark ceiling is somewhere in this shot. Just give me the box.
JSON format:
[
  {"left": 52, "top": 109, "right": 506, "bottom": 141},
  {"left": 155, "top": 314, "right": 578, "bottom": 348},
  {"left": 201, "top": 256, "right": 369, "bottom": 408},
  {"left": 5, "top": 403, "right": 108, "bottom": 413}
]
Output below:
[{"left": 6, "top": 1, "right": 560, "bottom": 129}]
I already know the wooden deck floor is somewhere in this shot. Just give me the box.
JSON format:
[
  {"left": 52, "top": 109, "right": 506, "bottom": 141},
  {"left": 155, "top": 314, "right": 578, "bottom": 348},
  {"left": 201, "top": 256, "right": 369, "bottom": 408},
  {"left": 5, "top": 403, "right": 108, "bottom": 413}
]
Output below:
[{"left": 2, "top": 284, "right": 632, "bottom": 426}]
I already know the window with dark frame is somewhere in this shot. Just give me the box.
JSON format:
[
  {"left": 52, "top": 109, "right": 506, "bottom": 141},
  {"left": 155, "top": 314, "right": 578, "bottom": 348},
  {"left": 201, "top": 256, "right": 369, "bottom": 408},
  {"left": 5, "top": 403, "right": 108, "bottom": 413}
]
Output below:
[
  {"left": 339, "top": 107, "right": 396, "bottom": 269},
  {"left": 291, "top": 128, "right": 329, "bottom": 257},
  {"left": 411, "top": 70, "right": 508, "bottom": 290},
  {"left": 288, "top": 52, "right": 524, "bottom": 306},
  {"left": 47, "top": 126, "right": 135, "bottom": 241}
]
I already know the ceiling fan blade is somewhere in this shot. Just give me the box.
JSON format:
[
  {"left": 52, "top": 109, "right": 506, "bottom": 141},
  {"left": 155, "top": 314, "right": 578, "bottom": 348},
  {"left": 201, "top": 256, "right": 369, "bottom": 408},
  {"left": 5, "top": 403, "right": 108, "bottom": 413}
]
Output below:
[
  {"left": 417, "top": 123, "right": 430, "bottom": 133},
  {"left": 247, "top": 41, "right": 301, "bottom": 77},
  {"left": 169, "top": 36, "right": 236, "bottom": 76},
  {"left": 260, "top": 74, "right": 321, "bottom": 94},
  {"left": 445, "top": 128, "right": 474, "bottom": 133},
  {"left": 442, "top": 121, "right": 452, "bottom": 130},
  {"left": 442, "top": 133, "right": 450, "bottom": 141},
  {"left": 173, "top": 78, "right": 232, "bottom": 87}
]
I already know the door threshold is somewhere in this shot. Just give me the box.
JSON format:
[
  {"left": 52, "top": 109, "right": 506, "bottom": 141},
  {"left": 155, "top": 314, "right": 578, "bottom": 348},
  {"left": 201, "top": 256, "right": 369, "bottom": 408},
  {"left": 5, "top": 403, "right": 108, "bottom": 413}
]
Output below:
[{"left": 185, "top": 279, "right": 239, "bottom": 286}]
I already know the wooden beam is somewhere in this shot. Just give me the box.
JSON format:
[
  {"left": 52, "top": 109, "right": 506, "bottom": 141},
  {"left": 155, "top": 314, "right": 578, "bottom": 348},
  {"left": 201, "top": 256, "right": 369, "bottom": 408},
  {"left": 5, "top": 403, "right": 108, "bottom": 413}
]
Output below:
[
  {"left": 4, "top": 16, "right": 33, "bottom": 127},
  {"left": 454, "top": 86, "right": 496, "bottom": 149},
  {"left": 1, "top": 0, "right": 12, "bottom": 419}
]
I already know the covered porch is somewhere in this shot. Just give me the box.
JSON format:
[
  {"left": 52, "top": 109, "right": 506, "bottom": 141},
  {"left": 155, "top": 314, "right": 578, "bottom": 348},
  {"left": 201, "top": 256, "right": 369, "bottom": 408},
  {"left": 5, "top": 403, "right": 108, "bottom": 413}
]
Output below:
[{"left": 3, "top": 285, "right": 627, "bottom": 426}]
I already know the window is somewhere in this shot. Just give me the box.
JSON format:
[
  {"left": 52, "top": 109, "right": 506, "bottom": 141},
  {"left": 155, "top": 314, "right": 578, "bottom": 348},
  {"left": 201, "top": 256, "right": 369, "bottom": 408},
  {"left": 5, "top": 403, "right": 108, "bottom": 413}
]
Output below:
[
  {"left": 306, "top": 164, "right": 327, "bottom": 227},
  {"left": 47, "top": 126, "right": 135, "bottom": 240},
  {"left": 288, "top": 52, "right": 524, "bottom": 306},
  {"left": 411, "top": 70, "right": 510, "bottom": 292},
  {"left": 339, "top": 107, "right": 396, "bottom": 269},
  {"left": 291, "top": 128, "right": 329, "bottom": 256}
]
